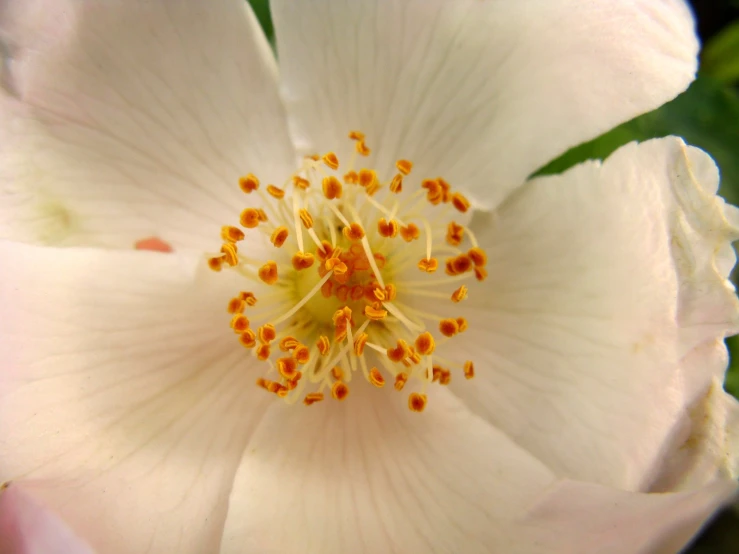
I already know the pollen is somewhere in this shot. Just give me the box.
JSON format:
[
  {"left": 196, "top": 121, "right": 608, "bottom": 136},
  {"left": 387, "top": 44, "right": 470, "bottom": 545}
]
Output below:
[{"left": 208, "top": 131, "right": 488, "bottom": 412}]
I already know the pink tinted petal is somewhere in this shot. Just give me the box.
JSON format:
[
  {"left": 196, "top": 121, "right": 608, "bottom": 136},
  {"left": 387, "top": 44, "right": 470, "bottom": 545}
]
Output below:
[{"left": 0, "top": 484, "right": 94, "bottom": 554}]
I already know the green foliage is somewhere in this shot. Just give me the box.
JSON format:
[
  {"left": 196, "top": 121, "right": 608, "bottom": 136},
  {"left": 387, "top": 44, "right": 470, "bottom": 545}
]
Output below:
[{"left": 701, "top": 20, "right": 739, "bottom": 84}]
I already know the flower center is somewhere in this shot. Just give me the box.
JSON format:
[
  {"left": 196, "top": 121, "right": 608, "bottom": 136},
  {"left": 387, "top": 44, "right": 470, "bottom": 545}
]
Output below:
[{"left": 208, "top": 131, "right": 486, "bottom": 412}]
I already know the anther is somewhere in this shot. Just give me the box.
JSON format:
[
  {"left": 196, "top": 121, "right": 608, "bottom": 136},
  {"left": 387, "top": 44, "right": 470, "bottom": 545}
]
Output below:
[
  {"left": 230, "top": 314, "right": 250, "bottom": 333},
  {"left": 279, "top": 336, "right": 300, "bottom": 351},
  {"left": 207, "top": 257, "right": 223, "bottom": 272},
  {"left": 348, "top": 130, "right": 365, "bottom": 141},
  {"left": 446, "top": 222, "right": 464, "bottom": 246},
  {"left": 417, "top": 257, "right": 438, "bottom": 273},
  {"left": 342, "top": 223, "right": 365, "bottom": 241},
  {"left": 378, "top": 218, "right": 399, "bottom": 238},
  {"left": 270, "top": 226, "right": 289, "bottom": 247},
  {"left": 451, "top": 192, "right": 470, "bottom": 213},
  {"left": 221, "top": 226, "right": 245, "bottom": 243},
  {"left": 227, "top": 297, "right": 245, "bottom": 314},
  {"left": 238, "top": 174, "right": 259, "bottom": 194},
  {"left": 258, "top": 324, "right": 276, "bottom": 343},
  {"left": 353, "top": 332, "right": 369, "bottom": 355},
  {"left": 358, "top": 169, "right": 377, "bottom": 188},
  {"left": 293, "top": 345, "right": 311, "bottom": 364},
  {"left": 369, "top": 367, "right": 385, "bottom": 387},
  {"left": 304, "top": 392, "right": 324, "bottom": 406},
  {"left": 387, "top": 340, "right": 410, "bottom": 363},
  {"left": 258, "top": 261, "right": 278, "bottom": 284},
  {"left": 356, "top": 140, "right": 370, "bottom": 156},
  {"left": 322, "top": 152, "right": 339, "bottom": 170},
  {"left": 299, "top": 209, "right": 314, "bottom": 229},
  {"left": 322, "top": 176, "right": 343, "bottom": 199},
  {"left": 239, "top": 291, "right": 258, "bottom": 306},
  {"left": 344, "top": 171, "right": 359, "bottom": 184},
  {"left": 400, "top": 223, "right": 420, "bottom": 242},
  {"left": 291, "top": 252, "right": 315, "bottom": 271},
  {"left": 240, "top": 208, "right": 261, "bottom": 229},
  {"left": 414, "top": 332, "right": 435, "bottom": 355},
  {"left": 317, "top": 335, "right": 330, "bottom": 355},
  {"left": 220, "top": 243, "right": 239, "bottom": 266},
  {"left": 468, "top": 247, "right": 487, "bottom": 267},
  {"left": 408, "top": 392, "right": 427, "bottom": 412},
  {"left": 267, "top": 184, "right": 286, "bottom": 199},
  {"left": 396, "top": 159, "right": 413, "bottom": 175},
  {"left": 364, "top": 305, "right": 388, "bottom": 321},
  {"left": 277, "top": 357, "right": 298, "bottom": 379},
  {"left": 421, "top": 179, "right": 443, "bottom": 205},
  {"left": 256, "top": 344, "right": 271, "bottom": 361},
  {"left": 439, "top": 318, "right": 460, "bottom": 337},
  {"left": 293, "top": 176, "right": 311, "bottom": 189},
  {"left": 394, "top": 372, "right": 408, "bottom": 391},
  {"left": 451, "top": 285, "right": 468, "bottom": 303},
  {"left": 475, "top": 267, "right": 488, "bottom": 281},
  {"left": 239, "top": 330, "right": 256, "bottom": 348},
  {"left": 464, "top": 361, "right": 475, "bottom": 379},
  {"left": 456, "top": 317, "right": 468, "bottom": 332},
  {"left": 389, "top": 174, "right": 403, "bottom": 193},
  {"left": 331, "top": 381, "right": 350, "bottom": 401}
]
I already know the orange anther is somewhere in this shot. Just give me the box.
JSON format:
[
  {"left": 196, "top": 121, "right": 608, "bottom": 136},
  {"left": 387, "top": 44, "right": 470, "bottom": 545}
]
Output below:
[
  {"left": 353, "top": 332, "right": 369, "bottom": 356},
  {"left": 322, "top": 151, "right": 339, "bottom": 170},
  {"left": 400, "top": 223, "right": 420, "bottom": 242},
  {"left": 279, "top": 336, "right": 300, "bottom": 351},
  {"left": 277, "top": 357, "right": 298, "bottom": 379},
  {"left": 227, "top": 297, "right": 245, "bottom": 314},
  {"left": 408, "top": 392, "right": 427, "bottom": 412},
  {"left": 220, "top": 243, "right": 239, "bottom": 266},
  {"left": 256, "top": 208, "right": 269, "bottom": 222},
  {"left": 207, "top": 256, "right": 223, "bottom": 272},
  {"left": 348, "top": 130, "right": 365, "bottom": 141},
  {"left": 258, "top": 324, "right": 276, "bottom": 343},
  {"left": 332, "top": 366, "right": 344, "bottom": 381},
  {"left": 474, "top": 267, "right": 488, "bottom": 281},
  {"left": 358, "top": 169, "right": 377, "bottom": 188},
  {"left": 258, "top": 261, "right": 278, "bottom": 284},
  {"left": 464, "top": 361, "right": 475, "bottom": 379},
  {"left": 384, "top": 284, "right": 397, "bottom": 301},
  {"left": 293, "top": 345, "right": 311, "bottom": 364},
  {"left": 267, "top": 184, "right": 286, "bottom": 199},
  {"left": 342, "top": 222, "right": 365, "bottom": 241},
  {"left": 387, "top": 339, "right": 410, "bottom": 363},
  {"left": 325, "top": 257, "right": 348, "bottom": 275},
  {"left": 321, "top": 279, "right": 334, "bottom": 298},
  {"left": 451, "top": 192, "right": 470, "bottom": 213},
  {"left": 238, "top": 173, "right": 259, "bottom": 194},
  {"left": 417, "top": 257, "right": 438, "bottom": 273},
  {"left": 389, "top": 174, "right": 403, "bottom": 193},
  {"left": 221, "top": 226, "right": 245, "bottom": 243},
  {"left": 377, "top": 218, "right": 398, "bottom": 238},
  {"left": 322, "top": 176, "right": 343, "bottom": 199},
  {"left": 299, "top": 209, "right": 314, "bottom": 229},
  {"left": 239, "top": 330, "right": 256, "bottom": 348},
  {"left": 344, "top": 170, "right": 359, "bottom": 184},
  {"left": 293, "top": 175, "right": 311, "bottom": 189},
  {"left": 372, "top": 287, "right": 386, "bottom": 301},
  {"left": 256, "top": 344, "right": 271, "bottom": 361},
  {"left": 438, "top": 178, "right": 452, "bottom": 202},
  {"left": 270, "top": 226, "right": 289, "bottom": 247},
  {"left": 331, "top": 381, "right": 350, "bottom": 401},
  {"left": 364, "top": 305, "right": 388, "bottom": 321},
  {"left": 355, "top": 140, "right": 370, "bottom": 156},
  {"left": 451, "top": 285, "right": 468, "bottom": 303},
  {"left": 439, "top": 318, "right": 459, "bottom": 337},
  {"left": 396, "top": 159, "right": 413, "bottom": 175},
  {"left": 421, "top": 179, "right": 443, "bottom": 205},
  {"left": 304, "top": 392, "right": 324, "bottom": 406},
  {"left": 292, "top": 251, "right": 315, "bottom": 271},
  {"left": 239, "top": 291, "right": 258, "bottom": 306},
  {"left": 394, "top": 372, "right": 408, "bottom": 391},
  {"left": 369, "top": 367, "right": 385, "bottom": 387},
  {"left": 240, "top": 208, "right": 261, "bottom": 229},
  {"left": 414, "top": 332, "right": 435, "bottom": 355},
  {"left": 452, "top": 255, "right": 472, "bottom": 274},
  {"left": 456, "top": 317, "right": 468, "bottom": 332},
  {"left": 446, "top": 222, "right": 464, "bottom": 246},
  {"left": 230, "top": 314, "right": 250, "bottom": 332},
  {"left": 468, "top": 247, "right": 487, "bottom": 267},
  {"left": 317, "top": 335, "right": 330, "bottom": 355}
]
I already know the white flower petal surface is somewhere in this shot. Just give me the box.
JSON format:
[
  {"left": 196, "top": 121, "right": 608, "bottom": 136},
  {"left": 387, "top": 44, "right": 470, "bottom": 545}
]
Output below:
[
  {"left": 219, "top": 387, "right": 556, "bottom": 554},
  {"left": 0, "top": 0, "right": 294, "bottom": 250},
  {"left": 519, "top": 479, "right": 737, "bottom": 554},
  {"left": 271, "top": 0, "right": 697, "bottom": 208},
  {"left": 0, "top": 241, "right": 270, "bottom": 554},
  {"left": 446, "top": 138, "right": 739, "bottom": 490},
  {"left": 0, "top": 484, "right": 94, "bottom": 554}
]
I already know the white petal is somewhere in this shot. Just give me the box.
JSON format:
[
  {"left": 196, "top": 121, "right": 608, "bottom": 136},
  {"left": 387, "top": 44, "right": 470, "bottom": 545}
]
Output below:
[
  {"left": 220, "top": 388, "right": 555, "bottom": 554},
  {"left": 271, "top": 0, "right": 697, "bottom": 207},
  {"left": 651, "top": 377, "right": 739, "bottom": 492},
  {"left": 0, "top": 484, "right": 94, "bottom": 554},
  {"left": 446, "top": 138, "right": 739, "bottom": 489},
  {"left": 518, "top": 479, "right": 737, "bottom": 554},
  {"left": 0, "top": 241, "right": 270, "bottom": 554},
  {"left": 0, "top": 0, "right": 294, "bottom": 250}
]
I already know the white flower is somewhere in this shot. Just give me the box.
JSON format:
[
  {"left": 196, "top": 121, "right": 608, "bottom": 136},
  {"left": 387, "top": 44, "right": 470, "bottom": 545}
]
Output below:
[{"left": 0, "top": 1, "right": 737, "bottom": 553}]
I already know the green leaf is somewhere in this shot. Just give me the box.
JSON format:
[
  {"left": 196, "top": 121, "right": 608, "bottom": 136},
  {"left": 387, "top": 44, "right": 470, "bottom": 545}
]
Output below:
[
  {"left": 701, "top": 20, "right": 739, "bottom": 84},
  {"left": 248, "top": 0, "right": 274, "bottom": 44}
]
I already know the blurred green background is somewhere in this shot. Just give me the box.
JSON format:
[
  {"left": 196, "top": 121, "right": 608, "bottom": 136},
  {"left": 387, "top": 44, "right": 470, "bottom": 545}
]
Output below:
[{"left": 249, "top": 0, "right": 739, "bottom": 551}]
